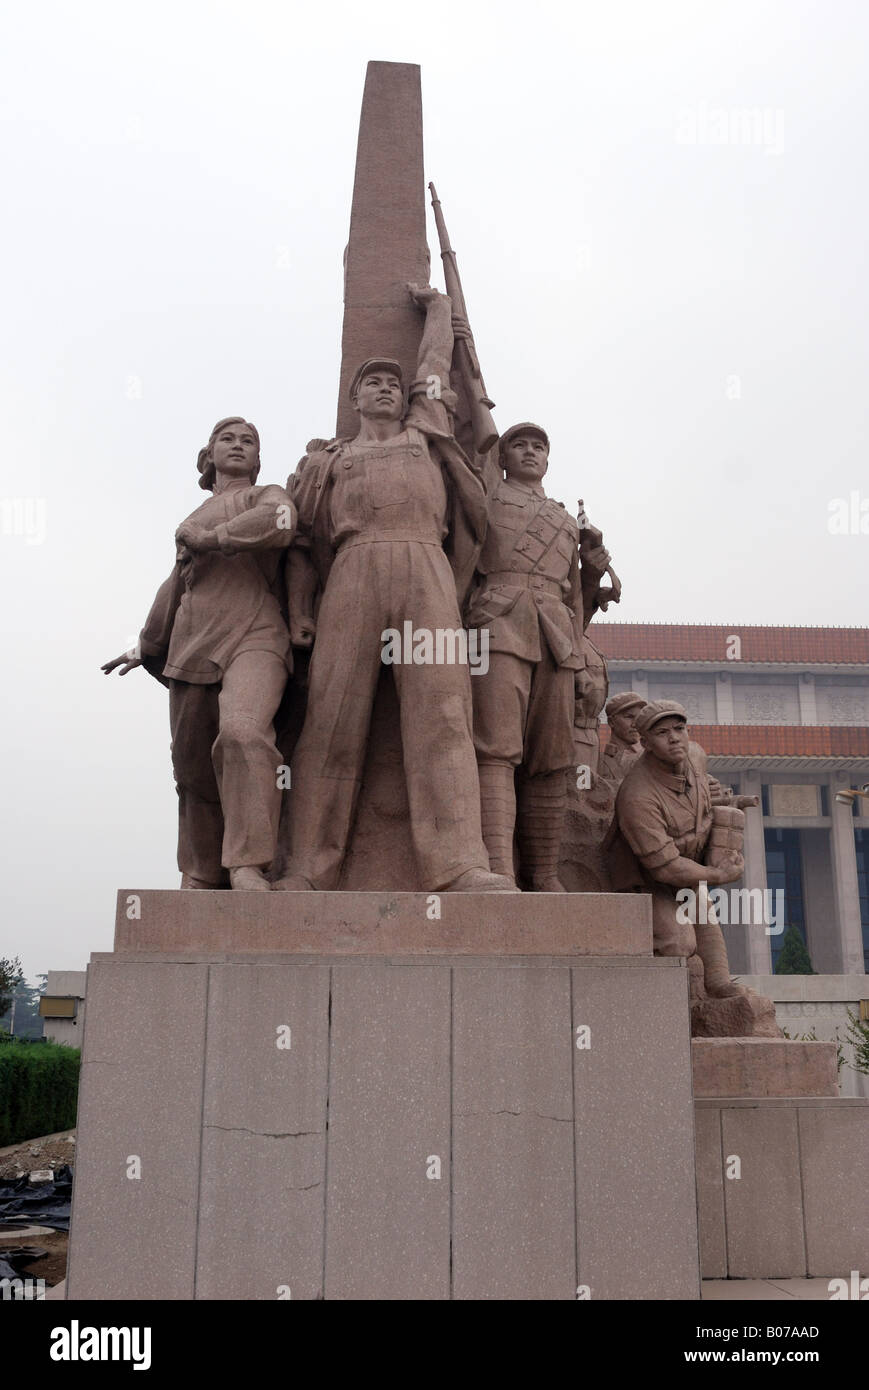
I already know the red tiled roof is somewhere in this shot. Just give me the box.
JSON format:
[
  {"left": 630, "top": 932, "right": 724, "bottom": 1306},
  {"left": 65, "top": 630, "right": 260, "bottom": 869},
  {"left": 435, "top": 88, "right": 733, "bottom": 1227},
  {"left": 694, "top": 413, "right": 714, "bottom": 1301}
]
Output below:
[
  {"left": 691, "top": 725, "right": 869, "bottom": 757},
  {"left": 601, "top": 724, "right": 869, "bottom": 757},
  {"left": 591, "top": 624, "right": 869, "bottom": 665}
]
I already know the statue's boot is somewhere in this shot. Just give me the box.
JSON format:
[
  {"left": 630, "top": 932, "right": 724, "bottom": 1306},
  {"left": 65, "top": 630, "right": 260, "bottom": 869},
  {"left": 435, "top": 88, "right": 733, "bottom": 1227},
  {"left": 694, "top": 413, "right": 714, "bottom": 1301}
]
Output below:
[
  {"left": 695, "top": 913, "right": 747, "bottom": 998},
  {"left": 441, "top": 867, "right": 519, "bottom": 893},
  {"left": 272, "top": 873, "right": 316, "bottom": 891},
  {"left": 273, "top": 866, "right": 516, "bottom": 893},
  {"left": 180, "top": 873, "right": 223, "bottom": 890},
  {"left": 517, "top": 770, "right": 568, "bottom": 892},
  {"left": 477, "top": 761, "right": 517, "bottom": 885},
  {"left": 229, "top": 866, "right": 272, "bottom": 892}
]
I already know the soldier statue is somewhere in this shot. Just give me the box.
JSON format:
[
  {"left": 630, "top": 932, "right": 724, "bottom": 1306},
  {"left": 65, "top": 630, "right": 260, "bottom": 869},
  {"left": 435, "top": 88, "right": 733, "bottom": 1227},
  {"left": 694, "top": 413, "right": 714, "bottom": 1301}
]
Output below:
[
  {"left": 465, "top": 423, "right": 611, "bottom": 890},
  {"left": 601, "top": 690, "right": 644, "bottom": 786},
  {"left": 573, "top": 629, "right": 609, "bottom": 784},
  {"left": 607, "top": 701, "right": 744, "bottom": 991},
  {"left": 606, "top": 700, "right": 779, "bottom": 1034}
]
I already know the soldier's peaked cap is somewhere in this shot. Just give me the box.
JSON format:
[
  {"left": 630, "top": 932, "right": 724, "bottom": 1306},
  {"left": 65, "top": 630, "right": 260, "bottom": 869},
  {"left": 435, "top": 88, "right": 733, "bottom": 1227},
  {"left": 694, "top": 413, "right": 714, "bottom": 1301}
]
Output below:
[
  {"left": 348, "top": 358, "right": 404, "bottom": 401},
  {"left": 498, "top": 421, "right": 550, "bottom": 454},
  {"left": 636, "top": 700, "right": 688, "bottom": 736},
  {"left": 605, "top": 691, "right": 646, "bottom": 720}
]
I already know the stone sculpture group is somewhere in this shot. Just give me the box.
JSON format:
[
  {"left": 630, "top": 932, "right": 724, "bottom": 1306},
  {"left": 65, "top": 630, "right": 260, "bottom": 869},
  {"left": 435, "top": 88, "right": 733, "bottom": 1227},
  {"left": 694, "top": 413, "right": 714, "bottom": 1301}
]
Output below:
[
  {"left": 103, "top": 283, "right": 617, "bottom": 899},
  {"left": 102, "top": 238, "right": 777, "bottom": 1039}
]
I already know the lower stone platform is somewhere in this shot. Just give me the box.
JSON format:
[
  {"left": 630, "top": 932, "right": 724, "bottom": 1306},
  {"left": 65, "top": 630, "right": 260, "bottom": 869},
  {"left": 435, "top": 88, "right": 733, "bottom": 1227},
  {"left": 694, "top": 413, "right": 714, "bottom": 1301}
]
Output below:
[
  {"left": 692, "top": 1037, "right": 839, "bottom": 1098},
  {"left": 696, "top": 1096, "right": 869, "bottom": 1279},
  {"left": 67, "top": 890, "right": 703, "bottom": 1301}
]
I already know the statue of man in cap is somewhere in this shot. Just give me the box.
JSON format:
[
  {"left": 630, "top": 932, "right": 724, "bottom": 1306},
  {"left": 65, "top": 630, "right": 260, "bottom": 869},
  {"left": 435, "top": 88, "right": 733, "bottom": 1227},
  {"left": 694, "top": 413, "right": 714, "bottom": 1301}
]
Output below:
[
  {"left": 465, "top": 422, "right": 612, "bottom": 890},
  {"left": 274, "top": 285, "right": 515, "bottom": 893},
  {"left": 607, "top": 700, "right": 764, "bottom": 1016},
  {"left": 102, "top": 417, "right": 296, "bottom": 890},
  {"left": 601, "top": 691, "right": 645, "bottom": 786}
]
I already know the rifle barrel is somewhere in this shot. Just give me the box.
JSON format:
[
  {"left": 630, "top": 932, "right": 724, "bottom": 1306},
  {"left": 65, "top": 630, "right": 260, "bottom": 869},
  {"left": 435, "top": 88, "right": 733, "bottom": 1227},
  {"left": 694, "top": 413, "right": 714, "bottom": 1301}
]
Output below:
[
  {"left": 427, "top": 181, "right": 498, "bottom": 453},
  {"left": 428, "top": 183, "right": 452, "bottom": 253}
]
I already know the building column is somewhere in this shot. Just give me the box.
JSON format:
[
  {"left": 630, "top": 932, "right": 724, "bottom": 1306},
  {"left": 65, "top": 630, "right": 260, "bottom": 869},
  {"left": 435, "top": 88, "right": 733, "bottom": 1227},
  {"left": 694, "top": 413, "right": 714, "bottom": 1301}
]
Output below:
[
  {"left": 829, "top": 772, "right": 865, "bottom": 973},
  {"left": 739, "top": 768, "right": 773, "bottom": 973},
  {"left": 798, "top": 673, "right": 817, "bottom": 724},
  {"left": 631, "top": 670, "right": 649, "bottom": 703},
  {"left": 715, "top": 672, "right": 734, "bottom": 724}
]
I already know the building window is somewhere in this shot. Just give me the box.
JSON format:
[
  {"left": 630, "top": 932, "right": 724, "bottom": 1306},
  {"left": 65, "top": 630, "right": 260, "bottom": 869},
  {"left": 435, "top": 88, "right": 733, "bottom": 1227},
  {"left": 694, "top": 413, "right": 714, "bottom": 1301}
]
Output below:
[
  {"left": 764, "top": 828, "right": 807, "bottom": 971},
  {"left": 856, "top": 829, "right": 869, "bottom": 972},
  {"left": 761, "top": 785, "right": 770, "bottom": 816}
]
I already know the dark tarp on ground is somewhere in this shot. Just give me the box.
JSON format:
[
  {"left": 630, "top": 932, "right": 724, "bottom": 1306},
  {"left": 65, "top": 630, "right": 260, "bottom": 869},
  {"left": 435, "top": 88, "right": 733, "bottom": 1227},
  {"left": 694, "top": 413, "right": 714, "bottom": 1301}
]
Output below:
[
  {"left": 0, "top": 1246, "right": 48, "bottom": 1280},
  {"left": 0, "top": 1164, "right": 72, "bottom": 1231}
]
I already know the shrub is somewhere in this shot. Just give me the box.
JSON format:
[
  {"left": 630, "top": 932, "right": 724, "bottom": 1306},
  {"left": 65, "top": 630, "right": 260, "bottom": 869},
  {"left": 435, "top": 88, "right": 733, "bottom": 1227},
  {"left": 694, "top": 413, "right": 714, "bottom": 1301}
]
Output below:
[
  {"left": 844, "top": 1009, "right": 869, "bottom": 1077},
  {"left": 0, "top": 1040, "right": 81, "bottom": 1146}
]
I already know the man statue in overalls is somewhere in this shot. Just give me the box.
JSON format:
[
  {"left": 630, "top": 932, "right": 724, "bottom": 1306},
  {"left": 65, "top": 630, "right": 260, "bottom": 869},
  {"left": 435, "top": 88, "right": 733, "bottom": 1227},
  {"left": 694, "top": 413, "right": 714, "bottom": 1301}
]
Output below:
[{"left": 274, "top": 284, "right": 516, "bottom": 893}]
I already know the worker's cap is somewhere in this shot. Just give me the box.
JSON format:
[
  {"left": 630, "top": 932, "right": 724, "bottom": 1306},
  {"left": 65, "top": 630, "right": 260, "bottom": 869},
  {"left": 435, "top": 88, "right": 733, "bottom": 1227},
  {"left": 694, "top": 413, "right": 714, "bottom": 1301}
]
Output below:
[
  {"left": 348, "top": 358, "right": 404, "bottom": 402},
  {"left": 605, "top": 691, "right": 646, "bottom": 720},
  {"left": 498, "top": 421, "right": 550, "bottom": 454},
  {"left": 636, "top": 700, "right": 688, "bottom": 736}
]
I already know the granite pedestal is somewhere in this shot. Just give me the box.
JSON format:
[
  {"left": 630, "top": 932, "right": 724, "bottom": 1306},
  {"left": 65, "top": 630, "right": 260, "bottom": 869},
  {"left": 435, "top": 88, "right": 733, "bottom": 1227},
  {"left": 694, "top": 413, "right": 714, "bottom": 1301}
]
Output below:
[
  {"left": 696, "top": 1097, "right": 869, "bottom": 1279},
  {"left": 66, "top": 891, "right": 702, "bottom": 1300}
]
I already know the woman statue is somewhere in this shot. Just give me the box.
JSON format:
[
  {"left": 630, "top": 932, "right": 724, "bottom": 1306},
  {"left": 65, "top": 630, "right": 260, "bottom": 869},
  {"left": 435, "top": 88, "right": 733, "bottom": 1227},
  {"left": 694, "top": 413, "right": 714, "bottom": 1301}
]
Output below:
[{"left": 102, "top": 417, "right": 296, "bottom": 890}]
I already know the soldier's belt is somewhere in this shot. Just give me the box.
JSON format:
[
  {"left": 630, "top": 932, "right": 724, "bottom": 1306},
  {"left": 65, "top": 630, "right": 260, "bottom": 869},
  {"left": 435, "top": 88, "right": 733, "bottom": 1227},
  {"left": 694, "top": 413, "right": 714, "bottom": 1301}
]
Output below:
[
  {"left": 574, "top": 716, "right": 601, "bottom": 730},
  {"left": 484, "top": 571, "right": 565, "bottom": 597},
  {"left": 337, "top": 532, "right": 445, "bottom": 552}
]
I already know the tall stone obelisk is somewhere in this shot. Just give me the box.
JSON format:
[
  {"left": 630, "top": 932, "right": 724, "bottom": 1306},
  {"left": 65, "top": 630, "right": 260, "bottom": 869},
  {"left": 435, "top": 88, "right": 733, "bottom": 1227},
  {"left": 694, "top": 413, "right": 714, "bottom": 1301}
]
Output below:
[
  {"left": 336, "top": 61, "right": 431, "bottom": 440},
  {"left": 334, "top": 62, "right": 432, "bottom": 889}
]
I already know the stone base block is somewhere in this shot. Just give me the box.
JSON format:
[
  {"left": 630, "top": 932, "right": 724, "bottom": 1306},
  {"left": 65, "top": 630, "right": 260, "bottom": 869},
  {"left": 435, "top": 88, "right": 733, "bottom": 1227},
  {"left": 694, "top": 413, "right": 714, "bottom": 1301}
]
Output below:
[
  {"left": 113, "top": 889, "right": 652, "bottom": 956},
  {"left": 691, "top": 987, "right": 780, "bottom": 1039},
  {"left": 692, "top": 1038, "right": 839, "bottom": 1098},
  {"left": 67, "top": 892, "right": 700, "bottom": 1301},
  {"left": 696, "top": 1097, "right": 869, "bottom": 1279}
]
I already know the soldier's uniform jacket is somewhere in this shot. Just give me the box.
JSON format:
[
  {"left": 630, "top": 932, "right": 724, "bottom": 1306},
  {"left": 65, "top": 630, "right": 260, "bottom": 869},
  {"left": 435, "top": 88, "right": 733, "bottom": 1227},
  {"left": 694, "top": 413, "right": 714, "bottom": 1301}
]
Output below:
[
  {"left": 610, "top": 748, "right": 713, "bottom": 883},
  {"left": 574, "top": 631, "right": 608, "bottom": 724},
  {"left": 465, "top": 479, "right": 583, "bottom": 668},
  {"left": 601, "top": 737, "right": 641, "bottom": 779}
]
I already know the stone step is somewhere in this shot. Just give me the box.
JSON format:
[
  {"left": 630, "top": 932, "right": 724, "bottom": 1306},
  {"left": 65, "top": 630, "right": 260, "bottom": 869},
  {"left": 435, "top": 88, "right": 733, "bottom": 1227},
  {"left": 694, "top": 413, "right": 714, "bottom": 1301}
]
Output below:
[{"left": 692, "top": 1037, "right": 839, "bottom": 1097}]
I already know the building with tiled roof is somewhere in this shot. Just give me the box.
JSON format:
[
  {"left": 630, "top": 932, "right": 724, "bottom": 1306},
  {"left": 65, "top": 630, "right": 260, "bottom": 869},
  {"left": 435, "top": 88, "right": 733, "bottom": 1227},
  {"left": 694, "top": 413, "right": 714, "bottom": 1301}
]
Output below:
[{"left": 592, "top": 623, "right": 869, "bottom": 980}]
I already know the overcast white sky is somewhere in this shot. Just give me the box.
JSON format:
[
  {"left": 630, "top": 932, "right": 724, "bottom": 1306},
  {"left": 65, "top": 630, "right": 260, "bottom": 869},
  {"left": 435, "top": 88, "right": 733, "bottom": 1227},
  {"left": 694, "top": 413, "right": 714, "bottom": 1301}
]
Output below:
[{"left": 2, "top": 0, "right": 867, "bottom": 983}]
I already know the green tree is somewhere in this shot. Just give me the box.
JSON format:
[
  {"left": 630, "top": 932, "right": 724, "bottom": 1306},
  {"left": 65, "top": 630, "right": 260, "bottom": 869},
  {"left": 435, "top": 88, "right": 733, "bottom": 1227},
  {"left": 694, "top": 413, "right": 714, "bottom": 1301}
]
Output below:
[
  {"left": 11, "top": 979, "right": 45, "bottom": 1038},
  {"left": 0, "top": 956, "right": 24, "bottom": 1018},
  {"left": 0, "top": 972, "right": 46, "bottom": 1039},
  {"left": 775, "top": 925, "right": 816, "bottom": 975}
]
